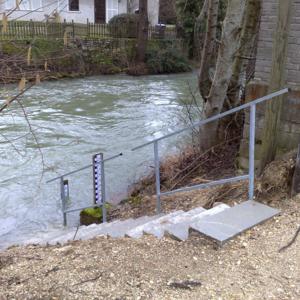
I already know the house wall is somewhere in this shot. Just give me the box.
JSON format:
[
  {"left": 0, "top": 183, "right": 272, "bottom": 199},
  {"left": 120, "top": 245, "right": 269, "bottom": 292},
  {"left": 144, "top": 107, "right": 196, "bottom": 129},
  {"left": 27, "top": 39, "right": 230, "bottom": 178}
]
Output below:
[
  {"left": 239, "top": 0, "right": 300, "bottom": 169},
  {"left": 1, "top": 0, "right": 127, "bottom": 23},
  {"left": 129, "top": 0, "right": 159, "bottom": 25}
]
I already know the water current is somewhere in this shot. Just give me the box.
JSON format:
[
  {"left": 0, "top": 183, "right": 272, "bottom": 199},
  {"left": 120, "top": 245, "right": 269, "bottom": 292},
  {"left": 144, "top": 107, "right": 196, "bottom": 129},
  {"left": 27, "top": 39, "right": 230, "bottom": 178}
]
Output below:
[{"left": 0, "top": 72, "right": 199, "bottom": 248}]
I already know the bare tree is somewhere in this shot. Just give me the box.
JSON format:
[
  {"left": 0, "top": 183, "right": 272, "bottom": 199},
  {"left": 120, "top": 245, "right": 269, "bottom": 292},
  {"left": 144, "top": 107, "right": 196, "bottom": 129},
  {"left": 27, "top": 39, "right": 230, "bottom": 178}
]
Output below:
[
  {"left": 199, "top": 0, "right": 246, "bottom": 150},
  {"left": 193, "top": 0, "right": 208, "bottom": 61},
  {"left": 228, "top": 0, "right": 261, "bottom": 107},
  {"left": 197, "top": 0, "right": 219, "bottom": 99},
  {"left": 136, "top": 0, "right": 149, "bottom": 63}
]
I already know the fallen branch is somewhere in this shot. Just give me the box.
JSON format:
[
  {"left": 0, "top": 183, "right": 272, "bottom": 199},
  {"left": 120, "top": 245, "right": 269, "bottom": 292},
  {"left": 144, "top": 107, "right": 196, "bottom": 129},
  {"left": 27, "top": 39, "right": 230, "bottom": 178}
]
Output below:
[
  {"left": 72, "top": 273, "right": 103, "bottom": 286},
  {"left": 279, "top": 226, "right": 300, "bottom": 252},
  {"left": 167, "top": 279, "right": 202, "bottom": 290}
]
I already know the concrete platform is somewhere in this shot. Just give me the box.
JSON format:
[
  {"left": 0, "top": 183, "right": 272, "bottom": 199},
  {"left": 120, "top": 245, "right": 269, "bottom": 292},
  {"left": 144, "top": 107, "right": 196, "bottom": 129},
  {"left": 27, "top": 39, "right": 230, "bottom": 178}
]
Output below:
[{"left": 190, "top": 201, "right": 280, "bottom": 245}]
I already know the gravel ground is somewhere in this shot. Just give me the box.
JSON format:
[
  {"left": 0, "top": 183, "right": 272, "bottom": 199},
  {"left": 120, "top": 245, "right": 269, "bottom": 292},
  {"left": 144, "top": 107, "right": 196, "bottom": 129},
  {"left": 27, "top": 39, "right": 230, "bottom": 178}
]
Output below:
[{"left": 0, "top": 197, "right": 299, "bottom": 300}]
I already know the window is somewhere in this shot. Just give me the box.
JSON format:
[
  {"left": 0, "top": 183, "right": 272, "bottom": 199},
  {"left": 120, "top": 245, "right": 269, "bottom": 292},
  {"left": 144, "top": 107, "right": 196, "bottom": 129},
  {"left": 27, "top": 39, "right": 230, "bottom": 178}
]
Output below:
[
  {"left": 69, "top": 0, "right": 79, "bottom": 11},
  {"left": 6, "top": 0, "right": 42, "bottom": 10}
]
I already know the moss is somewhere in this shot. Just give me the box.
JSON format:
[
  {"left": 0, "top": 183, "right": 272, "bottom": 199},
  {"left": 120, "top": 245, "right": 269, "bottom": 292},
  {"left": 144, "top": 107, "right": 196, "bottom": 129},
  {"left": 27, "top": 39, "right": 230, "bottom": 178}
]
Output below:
[
  {"left": 120, "top": 195, "right": 142, "bottom": 206},
  {"left": 1, "top": 42, "right": 26, "bottom": 55},
  {"left": 80, "top": 204, "right": 112, "bottom": 226}
]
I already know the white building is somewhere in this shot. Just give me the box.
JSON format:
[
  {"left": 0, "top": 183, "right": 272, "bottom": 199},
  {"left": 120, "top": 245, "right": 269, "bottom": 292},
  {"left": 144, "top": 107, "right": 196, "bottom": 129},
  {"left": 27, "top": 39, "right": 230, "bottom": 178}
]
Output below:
[{"left": 1, "top": 0, "right": 159, "bottom": 25}]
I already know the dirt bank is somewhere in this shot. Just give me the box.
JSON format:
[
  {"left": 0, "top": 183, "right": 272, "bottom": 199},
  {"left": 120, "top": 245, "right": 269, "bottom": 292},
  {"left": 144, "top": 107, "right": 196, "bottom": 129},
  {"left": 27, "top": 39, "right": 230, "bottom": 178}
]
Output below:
[{"left": 0, "top": 195, "right": 299, "bottom": 299}]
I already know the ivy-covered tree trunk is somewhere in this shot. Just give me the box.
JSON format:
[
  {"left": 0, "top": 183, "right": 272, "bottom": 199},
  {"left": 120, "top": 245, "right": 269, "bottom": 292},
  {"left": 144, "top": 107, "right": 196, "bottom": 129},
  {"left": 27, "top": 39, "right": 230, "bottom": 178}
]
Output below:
[
  {"left": 198, "top": 0, "right": 219, "bottom": 100},
  {"left": 259, "top": 0, "right": 293, "bottom": 173},
  {"left": 228, "top": 0, "right": 261, "bottom": 107},
  {"left": 193, "top": 0, "right": 207, "bottom": 60},
  {"left": 199, "top": 0, "right": 246, "bottom": 151},
  {"left": 136, "top": 0, "right": 149, "bottom": 63}
]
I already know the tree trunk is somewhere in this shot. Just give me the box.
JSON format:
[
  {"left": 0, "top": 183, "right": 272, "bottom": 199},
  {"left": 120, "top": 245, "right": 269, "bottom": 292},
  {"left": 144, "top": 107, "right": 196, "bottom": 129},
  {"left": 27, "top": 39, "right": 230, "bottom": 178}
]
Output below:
[
  {"left": 259, "top": 0, "right": 293, "bottom": 173},
  {"left": 228, "top": 0, "right": 261, "bottom": 107},
  {"left": 136, "top": 0, "right": 149, "bottom": 63},
  {"left": 193, "top": 0, "right": 208, "bottom": 60},
  {"left": 197, "top": 0, "right": 219, "bottom": 100},
  {"left": 200, "top": 0, "right": 246, "bottom": 151}
]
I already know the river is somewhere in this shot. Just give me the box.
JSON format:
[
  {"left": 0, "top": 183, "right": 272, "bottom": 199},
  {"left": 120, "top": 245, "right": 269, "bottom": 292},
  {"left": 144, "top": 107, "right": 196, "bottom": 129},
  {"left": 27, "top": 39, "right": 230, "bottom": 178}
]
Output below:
[{"left": 0, "top": 72, "right": 199, "bottom": 248}]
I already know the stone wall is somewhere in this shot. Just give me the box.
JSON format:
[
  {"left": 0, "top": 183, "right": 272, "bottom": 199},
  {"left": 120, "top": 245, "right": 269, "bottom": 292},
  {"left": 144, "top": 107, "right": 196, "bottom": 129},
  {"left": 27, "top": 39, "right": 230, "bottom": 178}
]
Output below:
[{"left": 239, "top": 0, "right": 300, "bottom": 169}]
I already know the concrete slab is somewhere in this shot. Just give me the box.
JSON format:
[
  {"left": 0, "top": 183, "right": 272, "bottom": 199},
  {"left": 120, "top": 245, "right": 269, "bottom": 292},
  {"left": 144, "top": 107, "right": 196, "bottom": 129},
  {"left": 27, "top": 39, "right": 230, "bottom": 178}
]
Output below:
[
  {"left": 191, "top": 201, "right": 280, "bottom": 245},
  {"left": 165, "top": 204, "right": 230, "bottom": 241}
]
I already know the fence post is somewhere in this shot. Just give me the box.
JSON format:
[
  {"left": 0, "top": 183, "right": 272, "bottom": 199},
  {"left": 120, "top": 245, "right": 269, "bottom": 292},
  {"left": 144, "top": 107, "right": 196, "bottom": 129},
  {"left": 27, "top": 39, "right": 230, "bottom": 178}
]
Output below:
[
  {"left": 249, "top": 104, "right": 256, "bottom": 200},
  {"left": 72, "top": 19, "right": 75, "bottom": 38},
  {"left": 154, "top": 141, "right": 161, "bottom": 214},
  {"left": 87, "top": 18, "right": 89, "bottom": 38},
  {"left": 45, "top": 19, "right": 48, "bottom": 38},
  {"left": 30, "top": 19, "right": 34, "bottom": 38}
]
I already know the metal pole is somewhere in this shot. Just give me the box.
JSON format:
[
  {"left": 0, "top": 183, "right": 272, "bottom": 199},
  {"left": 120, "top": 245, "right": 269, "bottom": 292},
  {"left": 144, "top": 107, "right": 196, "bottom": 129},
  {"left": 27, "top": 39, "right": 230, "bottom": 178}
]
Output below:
[
  {"left": 101, "top": 159, "right": 107, "bottom": 223},
  {"left": 154, "top": 141, "right": 161, "bottom": 213},
  {"left": 249, "top": 104, "right": 256, "bottom": 200},
  {"left": 60, "top": 177, "right": 67, "bottom": 226}
]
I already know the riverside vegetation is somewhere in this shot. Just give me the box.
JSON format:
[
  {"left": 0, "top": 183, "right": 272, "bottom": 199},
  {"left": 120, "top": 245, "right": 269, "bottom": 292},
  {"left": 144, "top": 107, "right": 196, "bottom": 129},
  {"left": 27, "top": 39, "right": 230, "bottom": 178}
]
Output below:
[{"left": 0, "top": 37, "right": 191, "bottom": 84}]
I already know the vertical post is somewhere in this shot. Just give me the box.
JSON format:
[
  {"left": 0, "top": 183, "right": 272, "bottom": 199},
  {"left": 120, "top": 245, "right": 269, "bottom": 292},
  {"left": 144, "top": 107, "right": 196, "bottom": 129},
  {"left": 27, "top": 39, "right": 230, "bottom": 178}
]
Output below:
[
  {"left": 72, "top": 19, "right": 75, "bottom": 38},
  {"left": 154, "top": 141, "right": 161, "bottom": 213},
  {"left": 87, "top": 18, "right": 89, "bottom": 38},
  {"left": 249, "top": 104, "right": 256, "bottom": 200},
  {"left": 30, "top": 19, "right": 34, "bottom": 38},
  {"left": 60, "top": 177, "right": 67, "bottom": 226},
  {"left": 101, "top": 159, "right": 107, "bottom": 223}
]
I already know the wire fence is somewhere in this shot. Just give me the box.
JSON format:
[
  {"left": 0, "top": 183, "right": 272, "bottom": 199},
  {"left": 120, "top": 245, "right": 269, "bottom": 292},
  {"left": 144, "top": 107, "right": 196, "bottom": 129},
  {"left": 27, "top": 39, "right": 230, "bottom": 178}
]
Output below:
[{"left": 0, "top": 20, "right": 178, "bottom": 41}]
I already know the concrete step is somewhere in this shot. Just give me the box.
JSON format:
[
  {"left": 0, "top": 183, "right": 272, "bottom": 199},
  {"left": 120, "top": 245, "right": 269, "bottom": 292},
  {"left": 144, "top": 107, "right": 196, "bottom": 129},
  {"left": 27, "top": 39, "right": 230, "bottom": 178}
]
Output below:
[
  {"left": 48, "top": 220, "right": 120, "bottom": 245},
  {"left": 125, "top": 210, "right": 184, "bottom": 238},
  {"left": 190, "top": 200, "right": 280, "bottom": 245},
  {"left": 20, "top": 201, "right": 277, "bottom": 247},
  {"left": 23, "top": 226, "right": 78, "bottom": 246},
  {"left": 106, "top": 215, "right": 161, "bottom": 238},
  {"left": 165, "top": 204, "right": 230, "bottom": 241},
  {"left": 75, "top": 220, "right": 121, "bottom": 240},
  {"left": 142, "top": 207, "right": 207, "bottom": 238}
]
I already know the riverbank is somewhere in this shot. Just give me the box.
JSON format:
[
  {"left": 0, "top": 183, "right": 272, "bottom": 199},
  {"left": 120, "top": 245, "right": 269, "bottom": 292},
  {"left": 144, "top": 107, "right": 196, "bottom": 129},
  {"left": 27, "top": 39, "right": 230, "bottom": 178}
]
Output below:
[
  {"left": 1, "top": 191, "right": 299, "bottom": 299},
  {"left": 0, "top": 38, "right": 191, "bottom": 84}
]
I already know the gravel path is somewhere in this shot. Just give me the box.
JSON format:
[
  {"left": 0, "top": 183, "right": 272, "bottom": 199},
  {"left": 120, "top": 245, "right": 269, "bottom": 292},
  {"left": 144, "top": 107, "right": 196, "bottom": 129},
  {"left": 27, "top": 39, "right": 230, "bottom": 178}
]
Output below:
[{"left": 0, "top": 197, "right": 299, "bottom": 300}]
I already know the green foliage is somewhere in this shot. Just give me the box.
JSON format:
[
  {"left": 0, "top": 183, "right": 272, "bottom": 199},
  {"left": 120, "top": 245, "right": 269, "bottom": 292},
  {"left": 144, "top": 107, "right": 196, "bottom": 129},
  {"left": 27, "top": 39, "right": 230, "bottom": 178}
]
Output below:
[
  {"left": 31, "top": 39, "right": 64, "bottom": 58},
  {"left": 175, "top": 0, "right": 227, "bottom": 58},
  {"left": 146, "top": 41, "right": 191, "bottom": 74},
  {"left": 175, "top": 0, "right": 204, "bottom": 57},
  {"left": 108, "top": 13, "right": 139, "bottom": 38}
]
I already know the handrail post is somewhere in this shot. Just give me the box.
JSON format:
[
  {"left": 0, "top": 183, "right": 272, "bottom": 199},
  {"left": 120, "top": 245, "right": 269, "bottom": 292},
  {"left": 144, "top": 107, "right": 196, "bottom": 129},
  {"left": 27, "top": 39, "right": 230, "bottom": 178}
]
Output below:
[
  {"left": 249, "top": 104, "right": 256, "bottom": 200},
  {"left": 101, "top": 159, "right": 107, "bottom": 223},
  {"left": 60, "top": 176, "right": 67, "bottom": 226},
  {"left": 154, "top": 141, "right": 161, "bottom": 213}
]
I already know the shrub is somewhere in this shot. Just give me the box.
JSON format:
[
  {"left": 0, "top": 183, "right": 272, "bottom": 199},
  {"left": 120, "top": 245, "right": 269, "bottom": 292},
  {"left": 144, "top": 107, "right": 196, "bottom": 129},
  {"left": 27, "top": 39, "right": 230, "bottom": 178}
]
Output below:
[
  {"left": 108, "top": 13, "right": 139, "bottom": 38},
  {"left": 146, "top": 43, "right": 191, "bottom": 74}
]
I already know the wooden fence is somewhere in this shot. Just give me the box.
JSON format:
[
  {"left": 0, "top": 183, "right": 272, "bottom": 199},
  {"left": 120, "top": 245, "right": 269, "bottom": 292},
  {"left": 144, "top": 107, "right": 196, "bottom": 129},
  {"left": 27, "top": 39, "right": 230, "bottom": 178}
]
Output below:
[{"left": 0, "top": 20, "right": 177, "bottom": 41}]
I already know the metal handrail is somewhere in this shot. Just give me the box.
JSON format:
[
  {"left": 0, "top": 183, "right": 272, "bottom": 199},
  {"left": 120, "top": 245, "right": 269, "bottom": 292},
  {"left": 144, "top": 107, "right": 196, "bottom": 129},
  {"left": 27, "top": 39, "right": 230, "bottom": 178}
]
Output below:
[
  {"left": 132, "top": 88, "right": 289, "bottom": 151},
  {"left": 49, "top": 88, "right": 289, "bottom": 225},
  {"left": 132, "top": 88, "right": 289, "bottom": 214},
  {"left": 47, "top": 152, "right": 123, "bottom": 183}
]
